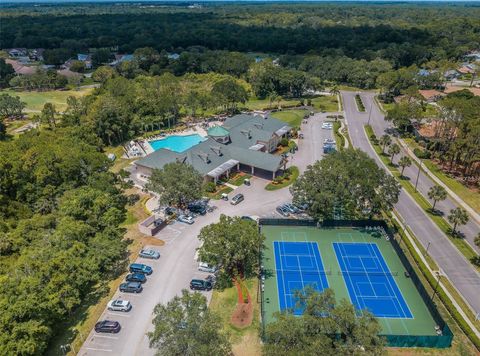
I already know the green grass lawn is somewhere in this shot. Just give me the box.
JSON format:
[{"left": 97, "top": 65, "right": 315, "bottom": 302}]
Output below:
[
  {"left": 227, "top": 172, "right": 252, "bottom": 186},
  {"left": 265, "top": 166, "right": 299, "bottom": 191},
  {"left": 1, "top": 87, "right": 94, "bottom": 112},
  {"left": 270, "top": 110, "right": 308, "bottom": 128},
  {"left": 244, "top": 97, "right": 301, "bottom": 111},
  {"left": 209, "top": 278, "right": 261, "bottom": 355},
  {"left": 311, "top": 95, "right": 339, "bottom": 112}
]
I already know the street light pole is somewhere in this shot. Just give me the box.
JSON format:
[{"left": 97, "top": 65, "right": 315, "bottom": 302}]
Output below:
[
  {"left": 431, "top": 271, "right": 441, "bottom": 302},
  {"left": 426, "top": 241, "right": 431, "bottom": 255},
  {"left": 414, "top": 160, "right": 422, "bottom": 192}
]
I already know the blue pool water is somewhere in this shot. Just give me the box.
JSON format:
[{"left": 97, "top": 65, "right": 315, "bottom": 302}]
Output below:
[{"left": 149, "top": 134, "right": 206, "bottom": 153}]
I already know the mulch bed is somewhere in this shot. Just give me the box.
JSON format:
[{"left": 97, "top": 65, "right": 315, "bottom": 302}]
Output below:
[{"left": 230, "top": 278, "right": 254, "bottom": 328}]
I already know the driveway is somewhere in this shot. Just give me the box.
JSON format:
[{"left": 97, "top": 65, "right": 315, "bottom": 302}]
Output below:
[
  {"left": 341, "top": 91, "right": 480, "bottom": 316},
  {"left": 79, "top": 113, "right": 333, "bottom": 355}
]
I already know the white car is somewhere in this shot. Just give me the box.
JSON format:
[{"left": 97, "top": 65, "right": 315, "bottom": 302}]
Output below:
[
  {"left": 139, "top": 248, "right": 160, "bottom": 259},
  {"left": 107, "top": 299, "right": 132, "bottom": 312},
  {"left": 321, "top": 122, "right": 333, "bottom": 129},
  {"left": 177, "top": 214, "right": 195, "bottom": 224},
  {"left": 198, "top": 262, "right": 217, "bottom": 273}
]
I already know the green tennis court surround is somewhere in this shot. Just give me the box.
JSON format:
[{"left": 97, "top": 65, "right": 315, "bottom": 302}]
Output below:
[{"left": 259, "top": 219, "right": 453, "bottom": 348}]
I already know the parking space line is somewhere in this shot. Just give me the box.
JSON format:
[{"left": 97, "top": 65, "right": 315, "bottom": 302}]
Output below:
[
  {"left": 106, "top": 312, "right": 131, "bottom": 317},
  {"left": 92, "top": 335, "right": 119, "bottom": 340},
  {"left": 85, "top": 347, "right": 113, "bottom": 352}
]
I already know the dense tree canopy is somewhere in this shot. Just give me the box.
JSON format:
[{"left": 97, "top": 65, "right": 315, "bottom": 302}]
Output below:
[
  {"left": 146, "top": 162, "right": 203, "bottom": 208},
  {"left": 264, "top": 288, "right": 385, "bottom": 355},
  {"left": 148, "top": 290, "right": 231, "bottom": 356},
  {"left": 0, "top": 127, "right": 128, "bottom": 355},
  {"left": 197, "top": 215, "right": 265, "bottom": 279},
  {"left": 291, "top": 149, "right": 400, "bottom": 220}
]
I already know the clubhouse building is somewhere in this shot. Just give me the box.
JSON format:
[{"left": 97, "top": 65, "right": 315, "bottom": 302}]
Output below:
[{"left": 135, "top": 114, "right": 292, "bottom": 182}]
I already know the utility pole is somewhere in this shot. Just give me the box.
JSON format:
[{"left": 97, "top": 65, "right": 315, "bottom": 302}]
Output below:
[{"left": 414, "top": 160, "right": 422, "bottom": 192}]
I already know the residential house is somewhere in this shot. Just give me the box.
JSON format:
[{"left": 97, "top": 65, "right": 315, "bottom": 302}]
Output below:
[
  {"left": 418, "top": 89, "right": 445, "bottom": 103},
  {"left": 5, "top": 59, "right": 37, "bottom": 75},
  {"left": 77, "top": 54, "right": 92, "bottom": 69},
  {"left": 167, "top": 53, "right": 180, "bottom": 60},
  {"left": 8, "top": 48, "right": 27, "bottom": 58},
  {"left": 110, "top": 54, "right": 134, "bottom": 66}
]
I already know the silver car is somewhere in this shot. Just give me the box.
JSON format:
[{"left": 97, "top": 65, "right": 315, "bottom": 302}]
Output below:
[
  {"left": 107, "top": 299, "right": 132, "bottom": 312},
  {"left": 139, "top": 248, "right": 160, "bottom": 259},
  {"left": 177, "top": 214, "right": 195, "bottom": 224}
]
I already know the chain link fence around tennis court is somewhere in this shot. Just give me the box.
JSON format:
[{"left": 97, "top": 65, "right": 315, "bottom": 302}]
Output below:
[{"left": 258, "top": 218, "right": 453, "bottom": 348}]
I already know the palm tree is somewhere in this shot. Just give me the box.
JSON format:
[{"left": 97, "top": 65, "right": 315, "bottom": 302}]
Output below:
[
  {"left": 448, "top": 207, "right": 469, "bottom": 235},
  {"left": 427, "top": 185, "right": 447, "bottom": 211},
  {"left": 388, "top": 143, "right": 400, "bottom": 164},
  {"left": 329, "top": 85, "right": 340, "bottom": 96},
  {"left": 398, "top": 156, "right": 412, "bottom": 176},
  {"left": 379, "top": 134, "right": 391, "bottom": 154}
]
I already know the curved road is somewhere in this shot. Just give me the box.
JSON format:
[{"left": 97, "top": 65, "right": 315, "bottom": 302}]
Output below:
[{"left": 341, "top": 90, "right": 480, "bottom": 316}]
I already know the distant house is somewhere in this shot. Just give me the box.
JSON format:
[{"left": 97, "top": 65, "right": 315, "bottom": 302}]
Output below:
[
  {"left": 167, "top": 53, "right": 180, "bottom": 60},
  {"left": 77, "top": 54, "right": 92, "bottom": 69},
  {"left": 30, "top": 48, "right": 44, "bottom": 61},
  {"left": 135, "top": 114, "right": 291, "bottom": 182},
  {"left": 418, "top": 89, "right": 445, "bottom": 103},
  {"left": 457, "top": 64, "right": 476, "bottom": 75},
  {"left": 110, "top": 54, "right": 134, "bottom": 66},
  {"left": 418, "top": 69, "right": 430, "bottom": 77},
  {"left": 5, "top": 59, "right": 37, "bottom": 75},
  {"left": 444, "top": 70, "right": 460, "bottom": 80},
  {"left": 57, "top": 68, "right": 82, "bottom": 79},
  {"left": 465, "top": 51, "right": 480, "bottom": 61},
  {"left": 444, "top": 85, "right": 480, "bottom": 97},
  {"left": 8, "top": 48, "right": 28, "bottom": 58}
]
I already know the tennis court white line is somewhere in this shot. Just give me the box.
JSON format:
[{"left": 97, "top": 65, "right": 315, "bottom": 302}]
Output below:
[{"left": 335, "top": 243, "right": 362, "bottom": 310}]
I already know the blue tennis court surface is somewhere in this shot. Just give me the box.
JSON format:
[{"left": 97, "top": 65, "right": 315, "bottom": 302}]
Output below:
[
  {"left": 274, "top": 241, "right": 329, "bottom": 315},
  {"left": 334, "top": 242, "right": 413, "bottom": 319}
]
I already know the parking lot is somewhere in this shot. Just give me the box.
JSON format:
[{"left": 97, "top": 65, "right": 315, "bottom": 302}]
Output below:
[{"left": 78, "top": 112, "right": 336, "bottom": 356}]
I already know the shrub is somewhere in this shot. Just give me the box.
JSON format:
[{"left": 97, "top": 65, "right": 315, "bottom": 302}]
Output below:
[
  {"left": 127, "top": 194, "right": 140, "bottom": 206},
  {"left": 280, "top": 138, "right": 289, "bottom": 147},
  {"left": 204, "top": 181, "right": 217, "bottom": 193}
]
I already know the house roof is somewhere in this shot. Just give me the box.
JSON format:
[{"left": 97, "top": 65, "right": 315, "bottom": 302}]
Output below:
[
  {"left": 418, "top": 90, "right": 445, "bottom": 100},
  {"left": 5, "top": 59, "right": 36, "bottom": 75},
  {"left": 444, "top": 85, "right": 480, "bottom": 96},
  {"left": 207, "top": 125, "right": 229, "bottom": 137},
  {"left": 136, "top": 136, "right": 284, "bottom": 175},
  {"left": 458, "top": 66, "right": 475, "bottom": 74}
]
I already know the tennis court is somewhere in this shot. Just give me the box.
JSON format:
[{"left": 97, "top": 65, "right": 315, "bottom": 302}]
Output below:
[
  {"left": 261, "top": 224, "right": 443, "bottom": 339},
  {"left": 333, "top": 242, "right": 413, "bottom": 319},
  {"left": 274, "top": 241, "right": 329, "bottom": 314}
]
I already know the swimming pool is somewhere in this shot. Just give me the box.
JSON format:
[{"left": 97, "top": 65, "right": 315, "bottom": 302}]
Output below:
[{"left": 149, "top": 134, "right": 206, "bottom": 153}]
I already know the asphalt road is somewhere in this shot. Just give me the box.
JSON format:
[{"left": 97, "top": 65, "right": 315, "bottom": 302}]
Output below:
[
  {"left": 78, "top": 113, "right": 334, "bottom": 356},
  {"left": 360, "top": 92, "right": 479, "bottom": 252},
  {"left": 342, "top": 90, "right": 480, "bottom": 316}
]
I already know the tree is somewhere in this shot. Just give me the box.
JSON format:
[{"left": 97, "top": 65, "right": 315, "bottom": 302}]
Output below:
[
  {"left": 197, "top": 215, "right": 265, "bottom": 279},
  {"left": 211, "top": 76, "right": 248, "bottom": 112},
  {"left": 329, "top": 84, "right": 340, "bottom": 96},
  {"left": 43, "top": 48, "right": 73, "bottom": 66},
  {"left": 0, "top": 58, "right": 15, "bottom": 88},
  {"left": 148, "top": 290, "right": 231, "bottom": 356},
  {"left": 379, "top": 134, "right": 391, "bottom": 154},
  {"left": 427, "top": 185, "right": 447, "bottom": 211},
  {"left": 388, "top": 143, "right": 400, "bottom": 164},
  {"left": 92, "top": 66, "right": 116, "bottom": 83},
  {"left": 264, "top": 288, "right": 385, "bottom": 356},
  {"left": 69, "top": 60, "right": 86, "bottom": 73},
  {"left": 40, "top": 102, "right": 57, "bottom": 129},
  {"left": 146, "top": 162, "right": 203, "bottom": 207},
  {"left": 92, "top": 49, "right": 113, "bottom": 67},
  {"left": 0, "top": 94, "right": 26, "bottom": 119},
  {"left": 398, "top": 156, "right": 412, "bottom": 176},
  {"left": 291, "top": 149, "right": 400, "bottom": 220},
  {"left": 448, "top": 207, "right": 469, "bottom": 235},
  {"left": 134, "top": 47, "right": 161, "bottom": 71},
  {"left": 385, "top": 101, "right": 422, "bottom": 132}
]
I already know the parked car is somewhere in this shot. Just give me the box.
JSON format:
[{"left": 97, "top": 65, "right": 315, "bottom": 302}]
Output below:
[
  {"left": 107, "top": 299, "right": 132, "bottom": 312},
  {"left": 283, "top": 203, "right": 300, "bottom": 214},
  {"left": 119, "top": 281, "right": 143, "bottom": 293},
  {"left": 95, "top": 320, "right": 121, "bottom": 333},
  {"left": 126, "top": 273, "right": 147, "bottom": 284},
  {"left": 205, "top": 274, "right": 216, "bottom": 285},
  {"left": 139, "top": 248, "right": 160, "bottom": 259},
  {"left": 188, "top": 203, "right": 207, "bottom": 215},
  {"left": 177, "top": 214, "right": 195, "bottom": 224},
  {"left": 322, "top": 122, "right": 333, "bottom": 129},
  {"left": 129, "top": 263, "right": 153, "bottom": 275},
  {"left": 190, "top": 279, "right": 213, "bottom": 291},
  {"left": 276, "top": 205, "right": 290, "bottom": 217},
  {"left": 230, "top": 193, "right": 244, "bottom": 205},
  {"left": 198, "top": 262, "right": 217, "bottom": 273}
]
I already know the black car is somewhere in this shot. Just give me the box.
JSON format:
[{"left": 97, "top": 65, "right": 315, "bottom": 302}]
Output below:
[
  {"left": 95, "top": 320, "right": 121, "bottom": 333},
  {"left": 119, "top": 281, "right": 143, "bottom": 293},
  {"left": 188, "top": 203, "right": 207, "bottom": 215},
  {"left": 190, "top": 279, "right": 213, "bottom": 291},
  {"left": 125, "top": 273, "right": 147, "bottom": 284},
  {"left": 276, "top": 205, "right": 290, "bottom": 217}
]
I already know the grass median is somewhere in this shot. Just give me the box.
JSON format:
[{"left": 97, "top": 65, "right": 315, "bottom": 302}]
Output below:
[
  {"left": 364, "top": 125, "right": 479, "bottom": 272},
  {"left": 265, "top": 166, "right": 299, "bottom": 191}
]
